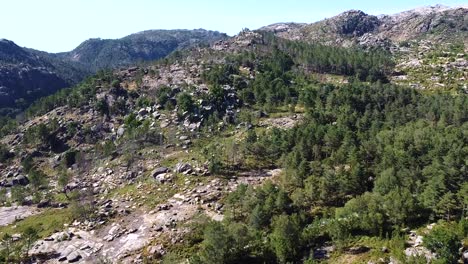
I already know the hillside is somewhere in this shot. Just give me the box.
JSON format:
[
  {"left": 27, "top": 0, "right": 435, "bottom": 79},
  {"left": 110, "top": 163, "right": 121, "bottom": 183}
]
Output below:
[
  {"left": 58, "top": 29, "right": 227, "bottom": 71},
  {"left": 0, "top": 39, "right": 89, "bottom": 115},
  {"left": 261, "top": 5, "right": 467, "bottom": 47},
  {"left": 0, "top": 30, "right": 227, "bottom": 116},
  {"left": 0, "top": 5, "right": 467, "bottom": 264},
  {"left": 261, "top": 5, "right": 468, "bottom": 92}
]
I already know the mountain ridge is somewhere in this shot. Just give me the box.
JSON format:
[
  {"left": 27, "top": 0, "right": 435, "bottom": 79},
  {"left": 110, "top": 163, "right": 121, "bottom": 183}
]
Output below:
[
  {"left": 0, "top": 5, "right": 466, "bottom": 116},
  {"left": 0, "top": 29, "right": 227, "bottom": 115},
  {"left": 260, "top": 5, "right": 467, "bottom": 47}
]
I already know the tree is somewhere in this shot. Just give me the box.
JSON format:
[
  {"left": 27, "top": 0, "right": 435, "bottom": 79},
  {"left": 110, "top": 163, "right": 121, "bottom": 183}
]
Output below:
[
  {"left": 457, "top": 183, "right": 468, "bottom": 217},
  {"left": 28, "top": 169, "right": 48, "bottom": 192},
  {"left": 336, "top": 192, "right": 385, "bottom": 235},
  {"left": 96, "top": 99, "right": 109, "bottom": 116},
  {"left": 198, "top": 222, "right": 231, "bottom": 264},
  {"left": 269, "top": 214, "right": 300, "bottom": 263},
  {"left": 23, "top": 227, "right": 38, "bottom": 258},
  {"left": 177, "top": 92, "right": 195, "bottom": 113},
  {"left": 0, "top": 144, "right": 13, "bottom": 163},
  {"left": 424, "top": 225, "right": 460, "bottom": 264},
  {"left": 383, "top": 188, "right": 415, "bottom": 226},
  {"left": 249, "top": 204, "right": 268, "bottom": 229},
  {"left": 435, "top": 192, "right": 458, "bottom": 221}
]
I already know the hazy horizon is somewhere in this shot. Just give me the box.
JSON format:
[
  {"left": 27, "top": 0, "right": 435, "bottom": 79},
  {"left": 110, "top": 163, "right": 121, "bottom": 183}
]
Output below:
[{"left": 2, "top": 0, "right": 466, "bottom": 53}]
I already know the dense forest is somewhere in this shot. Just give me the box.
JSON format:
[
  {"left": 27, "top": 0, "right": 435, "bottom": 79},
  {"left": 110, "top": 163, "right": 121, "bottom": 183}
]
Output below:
[
  {"left": 186, "top": 43, "right": 466, "bottom": 263},
  {"left": 189, "top": 82, "right": 467, "bottom": 263}
]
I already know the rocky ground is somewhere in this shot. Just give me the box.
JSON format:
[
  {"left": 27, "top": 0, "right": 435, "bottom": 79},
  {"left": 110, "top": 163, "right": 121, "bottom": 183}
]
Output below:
[
  {"left": 0, "top": 206, "right": 41, "bottom": 226},
  {"left": 27, "top": 170, "right": 276, "bottom": 263},
  {"left": 392, "top": 40, "right": 467, "bottom": 91}
]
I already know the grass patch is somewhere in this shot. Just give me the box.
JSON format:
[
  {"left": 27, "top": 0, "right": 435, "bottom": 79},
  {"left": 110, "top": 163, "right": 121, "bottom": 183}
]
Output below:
[
  {"left": 0, "top": 208, "right": 72, "bottom": 238},
  {"left": 327, "top": 235, "right": 407, "bottom": 263}
]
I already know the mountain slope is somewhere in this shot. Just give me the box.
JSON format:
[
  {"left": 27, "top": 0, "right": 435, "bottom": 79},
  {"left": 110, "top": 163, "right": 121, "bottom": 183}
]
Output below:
[
  {"left": 0, "top": 29, "right": 227, "bottom": 115},
  {"left": 261, "top": 5, "right": 467, "bottom": 47},
  {"left": 0, "top": 22, "right": 466, "bottom": 263},
  {"left": 260, "top": 5, "right": 467, "bottom": 91},
  {"left": 0, "top": 39, "right": 89, "bottom": 115},
  {"left": 59, "top": 29, "right": 227, "bottom": 71}
]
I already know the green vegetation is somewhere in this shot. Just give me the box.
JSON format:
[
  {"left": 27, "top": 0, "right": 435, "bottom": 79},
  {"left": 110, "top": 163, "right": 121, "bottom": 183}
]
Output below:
[
  {"left": 423, "top": 223, "right": 463, "bottom": 264},
  {"left": 0, "top": 143, "right": 13, "bottom": 163},
  {"left": 24, "top": 70, "right": 115, "bottom": 118},
  {"left": 0, "top": 209, "right": 72, "bottom": 262},
  {"left": 185, "top": 81, "right": 467, "bottom": 263},
  {"left": 0, "top": 25, "right": 465, "bottom": 264}
]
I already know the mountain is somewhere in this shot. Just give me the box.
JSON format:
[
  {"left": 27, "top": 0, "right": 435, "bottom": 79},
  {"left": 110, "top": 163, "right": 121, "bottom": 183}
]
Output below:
[
  {"left": 260, "top": 5, "right": 467, "bottom": 91},
  {"left": 0, "top": 29, "right": 227, "bottom": 115},
  {"left": 0, "top": 6, "right": 467, "bottom": 264},
  {"left": 0, "top": 25, "right": 466, "bottom": 263},
  {"left": 58, "top": 29, "right": 227, "bottom": 71},
  {"left": 0, "top": 39, "right": 89, "bottom": 115},
  {"left": 260, "top": 5, "right": 467, "bottom": 47}
]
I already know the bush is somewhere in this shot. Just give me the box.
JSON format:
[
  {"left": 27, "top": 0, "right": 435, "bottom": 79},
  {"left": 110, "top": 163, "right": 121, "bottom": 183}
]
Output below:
[
  {"left": 424, "top": 224, "right": 461, "bottom": 264},
  {"left": 0, "top": 144, "right": 13, "bottom": 163},
  {"left": 63, "top": 150, "right": 77, "bottom": 168},
  {"left": 156, "top": 86, "right": 172, "bottom": 106},
  {"left": 177, "top": 92, "right": 195, "bottom": 113}
]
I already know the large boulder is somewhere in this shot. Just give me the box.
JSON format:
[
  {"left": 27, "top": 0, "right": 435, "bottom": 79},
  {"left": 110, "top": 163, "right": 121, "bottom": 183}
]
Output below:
[
  {"left": 152, "top": 167, "right": 169, "bottom": 178},
  {"left": 174, "top": 163, "right": 192, "bottom": 174},
  {"left": 12, "top": 175, "right": 29, "bottom": 186}
]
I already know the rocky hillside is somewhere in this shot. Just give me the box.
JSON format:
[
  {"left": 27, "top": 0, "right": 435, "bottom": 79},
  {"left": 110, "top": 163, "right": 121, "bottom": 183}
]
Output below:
[
  {"left": 0, "top": 39, "right": 89, "bottom": 115},
  {"left": 0, "top": 25, "right": 467, "bottom": 264},
  {"left": 58, "top": 29, "right": 227, "bottom": 71},
  {"left": 260, "top": 5, "right": 467, "bottom": 91},
  {"left": 0, "top": 30, "right": 227, "bottom": 116},
  {"left": 261, "top": 5, "right": 467, "bottom": 48}
]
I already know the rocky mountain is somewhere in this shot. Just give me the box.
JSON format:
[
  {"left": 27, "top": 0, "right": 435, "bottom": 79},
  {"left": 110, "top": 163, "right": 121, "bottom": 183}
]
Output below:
[
  {"left": 0, "top": 30, "right": 227, "bottom": 116},
  {"left": 260, "top": 5, "right": 467, "bottom": 91},
  {"left": 58, "top": 29, "right": 227, "bottom": 71},
  {"left": 260, "top": 5, "right": 467, "bottom": 47},
  {"left": 0, "top": 5, "right": 466, "bottom": 264}
]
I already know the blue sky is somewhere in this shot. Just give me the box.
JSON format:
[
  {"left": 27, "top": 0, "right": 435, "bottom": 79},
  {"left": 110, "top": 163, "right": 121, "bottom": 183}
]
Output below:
[{"left": 2, "top": 0, "right": 466, "bottom": 52}]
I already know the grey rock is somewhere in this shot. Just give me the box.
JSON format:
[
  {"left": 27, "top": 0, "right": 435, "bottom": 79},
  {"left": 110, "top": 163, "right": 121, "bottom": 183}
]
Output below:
[
  {"left": 13, "top": 175, "right": 29, "bottom": 186},
  {"left": 117, "top": 126, "right": 125, "bottom": 137},
  {"left": 152, "top": 167, "right": 169, "bottom": 178},
  {"left": 174, "top": 163, "right": 192, "bottom": 173},
  {"left": 138, "top": 108, "right": 148, "bottom": 116},
  {"left": 66, "top": 251, "right": 81, "bottom": 263}
]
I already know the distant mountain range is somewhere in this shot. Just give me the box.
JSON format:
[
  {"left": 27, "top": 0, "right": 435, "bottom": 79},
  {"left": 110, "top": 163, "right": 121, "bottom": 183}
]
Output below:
[
  {"left": 0, "top": 5, "right": 466, "bottom": 116},
  {"left": 0, "top": 29, "right": 227, "bottom": 115}
]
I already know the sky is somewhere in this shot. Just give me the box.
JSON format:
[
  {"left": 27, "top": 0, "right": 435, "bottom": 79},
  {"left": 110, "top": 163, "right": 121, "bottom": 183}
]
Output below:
[{"left": 2, "top": 0, "right": 466, "bottom": 53}]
